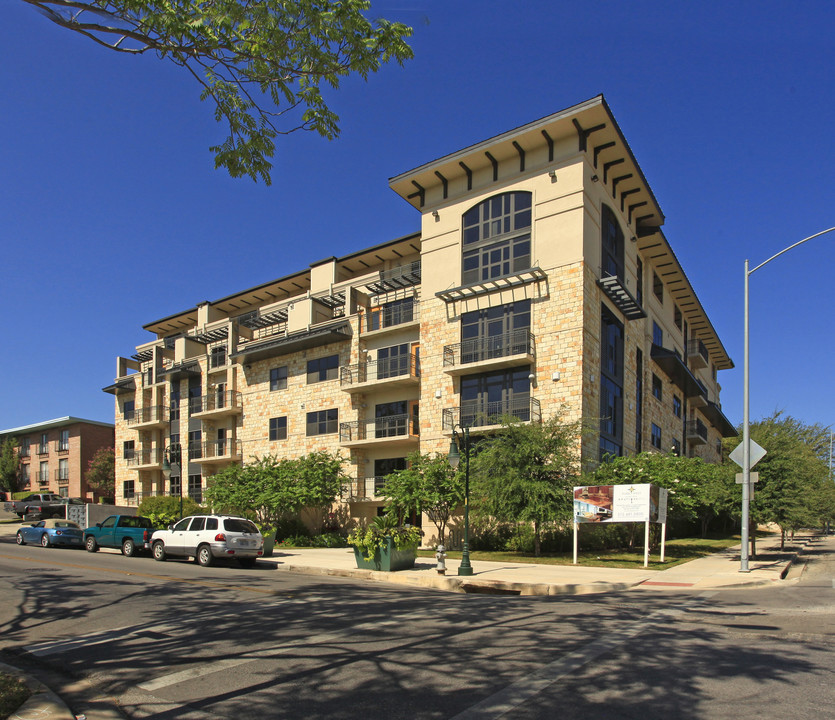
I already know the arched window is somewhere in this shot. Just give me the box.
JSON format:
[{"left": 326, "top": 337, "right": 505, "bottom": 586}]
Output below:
[
  {"left": 461, "top": 192, "right": 532, "bottom": 285},
  {"left": 601, "top": 204, "right": 624, "bottom": 280}
]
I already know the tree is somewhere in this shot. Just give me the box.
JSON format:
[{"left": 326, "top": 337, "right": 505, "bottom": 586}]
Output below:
[
  {"left": 380, "top": 451, "right": 464, "bottom": 545},
  {"left": 86, "top": 446, "right": 115, "bottom": 499},
  {"left": 469, "top": 414, "right": 582, "bottom": 556},
  {"left": 0, "top": 438, "right": 19, "bottom": 493},
  {"left": 23, "top": 0, "right": 414, "bottom": 184}
]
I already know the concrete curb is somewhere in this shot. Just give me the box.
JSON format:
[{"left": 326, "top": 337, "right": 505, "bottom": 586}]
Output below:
[{"left": 0, "top": 660, "right": 75, "bottom": 720}]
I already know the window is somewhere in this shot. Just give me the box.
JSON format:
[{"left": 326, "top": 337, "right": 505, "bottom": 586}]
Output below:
[
  {"left": 306, "top": 409, "right": 338, "bottom": 436},
  {"left": 716, "top": 439, "right": 723, "bottom": 455},
  {"left": 367, "top": 297, "right": 415, "bottom": 331},
  {"left": 652, "top": 321, "right": 663, "bottom": 347},
  {"left": 651, "top": 423, "right": 662, "bottom": 450},
  {"left": 674, "top": 305, "right": 682, "bottom": 332},
  {"left": 377, "top": 344, "right": 411, "bottom": 379},
  {"left": 123, "top": 480, "right": 135, "bottom": 499},
  {"left": 375, "top": 401, "right": 410, "bottom": 438},
  {"left": 462, "top": 192, "right": 531, "bottom": 285},
  {"left": 38, "top": 433, "right": 49, "bottom": 455},
  {"left": 59, "top": 429, "right": 69, "bottom": 452},
  {"left": 652, "top": 374, "right": 662, "bottom": 401},
  {"left": 170, "top": 384, "right": 181, "bottom": 421},
  {"left": 19, "top": 464, "right": 29, "bottom": 485},
  {"left": 636, "top": 257, "right": 644, "bottom": 307},
  {"left": 188, "top": 475, "right": 202, "bottom": 502},
  {"left": 123, "top": 441, "right": 135, "bottom": 460},
  {"left": 653, "top": 272, "right": 663, "bottom": 303},
  {"left": 188, "top": 430, "right": 202, "bottom": 459},
  {"left": 601, "top": 205, "right": 625, "bottom": 280},
  {"left": 58, "top": 458, "right": 68, "bottom": 481},
  {"left": 671, "top": 438, "right": 681, "bottom": 456},
  {"left": 269, "top": 417, "right": 287, "bottom": 441},
  {"left": 169, "top": 476, "right": 181, "bottom": 497},
  {"left": 270, "top": 366, "right": 288, "bottom": 391},
  {"left": 461, "top": 300, "right": 531, "bottom": 362},
  {"left": 39, "top": 461, "right": 49, "bottom": 483},
  {"left": 635, "top": 349, "right": 643, "bottom": 452},
  {"left": 673, "top": 395, "right": 682, "bottom": 418},
  {"left": 210, "top": 344, "right": 227, "bottom": 368},
  {"left": 307, "top": 355, "right": 339, "bottom": 384},
  {"left": 461, "top": 367, "right": 531, "bottom": 427},
  {"left": 20, "top": 438, "right": 30, "bottom": 458},
  {"left": 123, "top": 400, "right": 135, "bottom": 421},
  {"left": 599, "top": 305, "right": 624, "bottom": 460}
]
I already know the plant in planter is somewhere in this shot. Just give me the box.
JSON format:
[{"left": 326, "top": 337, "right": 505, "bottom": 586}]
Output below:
[{"left": 347, "top": 514, "right": 422, "bottom": 571}]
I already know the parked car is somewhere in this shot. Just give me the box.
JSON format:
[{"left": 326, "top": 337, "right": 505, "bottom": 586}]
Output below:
[
  {"left": 16, "top": 519, "right": 84, "bottom": 548},
  {"left": 5, "top": 493, "right": 64, "bottom": 518},
  {"left": 83, "top": 515, "right": 155, "bottom": 556},
  {"left": 151, "top": 515, "right": 263, "bottom": 567}
]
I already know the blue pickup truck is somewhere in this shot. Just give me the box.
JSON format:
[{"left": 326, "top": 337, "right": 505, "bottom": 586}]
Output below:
[{"left": 83, "top": 515, "right": 155, "bottom": 557}]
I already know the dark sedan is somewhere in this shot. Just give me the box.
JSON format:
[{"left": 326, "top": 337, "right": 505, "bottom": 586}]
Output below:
[{"left": 16, "top": 519, "right": 84, "bottom": 548}]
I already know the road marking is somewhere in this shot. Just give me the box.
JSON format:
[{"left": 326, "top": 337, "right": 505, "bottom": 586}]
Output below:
[
  {"left": 139, "top": 658, "right": 253, "bottom": 691},
  {"left": 29, "top": 623, "right": 181, "bottom": 657},
  {"left": 449, "top": 606, "right": 685, "bottom": 720}
]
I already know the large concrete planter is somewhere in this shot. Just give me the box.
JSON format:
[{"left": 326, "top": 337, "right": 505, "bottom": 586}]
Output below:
[{"left": 352, "top": 537, "right": 417, "bottom": 571}]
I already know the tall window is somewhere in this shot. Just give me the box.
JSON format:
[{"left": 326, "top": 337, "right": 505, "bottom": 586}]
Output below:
[
  {"left": 673, "top": 395, "right": 682, "bottom": 418},
  {"left": 59, "top": 429, "right": 69, "bottom": 451},
  {"left": 461, "top": 300, "right": 530, "bottom": 363},
  {"left": 461, "top": 367, "right": 531, "bottom": 427},
  {"left": 123, "top": 480, "right": 135, "bottom": 499},
  {"left": 209, "top": 344, "right": 227, "bottom": 368},
  {"left": 270, "top": 366, "right": 288, "bottom": 391},
  {"left": 653, "top": 272, "right": 664, "bottom": 303},
  {"left": 188, "top": 475, "right": 202, "bottom": 502},
  {"left": 652, "top": 374, "right": 663, "bottom": 401},
  {"left": 651, "top": 423, "right": 662, "bottom": 450},
  {"left": 635, "top": 349, "right": 643, "bottom": 452},
  {"left": 377, "top": 344, "right": 411, "bottom": 379},
  {"left": 367, "top": 297, "right": 415, "bottom": 331},
  {"left": 462, "top": 192, "right": 531, "bottom": 285},
  {"left": 674, "top": 305, "right": 683, "bottom": 332},
  {"left": 20, "top": 438, "right": 30, "bottom": 457},
  {"left": 652, "top": 321, "right": 663, "bottom": 347},
  {"left": 123, "top": 440, "right": 135, "bottom": 460},
  {"left": 20, "top": 464, "right": 29, "bottom": 486},
  {"left": 123, "top": 401, "right": 135, "bottom": 421},
  {"left": 375, "top": 401, "right": 410, "bottom": 438},
  {"left": 307, "top": 355, "right": 339, "bottom": 384},
  {"left": 170, "top": 383, "right": 181, "bottom": 421},
  {"left": 39, "top": 461, "right": 49, "bottom": 483},
  {"left": 601, "top": 205, "right": 624, "bottom": 280},
  {"left": 636, "top": 257, "right": 644, "bottom": 307},
  {"left": 188, "top": 430, "right": 202, "bottom": 459},
  {"left": 38, "top": 433, "right": 49, "bottom": 455},
  {"left": 58, "top": 458, "right": 69, "bottom": 481},
  {"left": 599, "top": 306, "right": 624, "bottom": 459}
]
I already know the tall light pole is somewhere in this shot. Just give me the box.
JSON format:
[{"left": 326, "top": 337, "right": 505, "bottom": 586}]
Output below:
[
  {"left": 742, "top": 226, "right": 835, "bottom": 571},
  {"left": 447, "top": 424, "right": 473, "bottom": 576}
]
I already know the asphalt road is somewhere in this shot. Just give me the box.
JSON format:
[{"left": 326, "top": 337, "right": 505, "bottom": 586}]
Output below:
[{"left": 0, "top": 533, "right": 832, "bottom": 720}]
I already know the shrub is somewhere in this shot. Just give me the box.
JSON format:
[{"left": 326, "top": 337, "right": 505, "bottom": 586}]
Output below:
[
  {"left": 138, "top": 496, "right": 204, "bottom": 527},
  {"left": 277, "top": 532, "right": 348, "bottom": 548}
]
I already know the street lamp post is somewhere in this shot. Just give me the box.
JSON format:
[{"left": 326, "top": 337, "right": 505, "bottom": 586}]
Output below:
[
  {"left": 742, "top": 226, "right": 835, "bottom": 572},
  {"left": 161, "top": 443, "right": 183, "bottom": 521},
  {"left": 447, "top": 424, "right": 473, "bottom": 576}
]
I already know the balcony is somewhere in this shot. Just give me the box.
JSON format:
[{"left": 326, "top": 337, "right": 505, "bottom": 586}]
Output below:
[
  {"left": 365, "top": 261, "right": 421, "bottom": 294},
  {"left": 190, "top": 391, "right": 243, "bottom": 419},
  {"left": 37, "top": 472, "right": 49, "bottom": 485},
  {"left": 650, "top": 345, "right": 707, "bottom": 403},
  {"left": 339, "top": 414, "right": 419, "bottom": 448},
  {"left": 340, "top": 354, "right": 420, "bottom": 392},
  {"left": 363, "top": 299, "right": 420, "bottom": 334},
  {"left": 687, "top": 339, "right": 709, "bottom": 370},
  {"left": 690, "top": 379, "right": 709, "bottom": 408},
  {"left": 342, "top": 476, "right": 388, "bottom": 502},
  {"left": 127, "top": 449, "right": 164, "bottom": 469},
  {"left": 442, "top": 395, "right": 542, "bottom": 431},
  {"left": 54, "top": 469, "right": 70, "bottom": 484},
  {"left": 189, "top": 440, "right": 242, "bottom": 466},
  {"left": 37, "top": 445, "right": 49, "bottom": 456},
  {"left": 686, "top": 418, "right": 708, "bottom": 445},
  {"left": 443, "top": 329, "right": 535, "bottom": 375},
  {"left": 127, "top": 405, "right": 170, "bottom": 430}
]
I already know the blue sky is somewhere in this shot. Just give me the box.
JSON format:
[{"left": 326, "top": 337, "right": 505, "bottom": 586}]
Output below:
[{"left": 1, "top": 1, "right": 833, "bottom": 435}]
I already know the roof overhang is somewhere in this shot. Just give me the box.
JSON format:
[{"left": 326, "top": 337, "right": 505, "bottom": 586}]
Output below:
[
  {"left": 102, "top": 378, "right": 137, "bottom": 396},
  {"left": 702, "top": 401, "right": 737, "bottom": 438},
  {"left": 231, "top": 322, "right": 352, "bottom": 364}
]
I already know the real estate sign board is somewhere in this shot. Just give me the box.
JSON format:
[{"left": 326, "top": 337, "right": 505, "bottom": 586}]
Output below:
[{"left": 573, "top": 484, "right": 668, "bottom": 524}]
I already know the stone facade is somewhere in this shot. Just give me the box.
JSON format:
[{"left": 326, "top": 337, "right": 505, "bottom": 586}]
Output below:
[{"left": 106, "top": 96, "right": 735, "bottom": 532}]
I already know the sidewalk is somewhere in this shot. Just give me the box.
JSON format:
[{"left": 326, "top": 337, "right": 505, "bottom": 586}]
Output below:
[{"left": 263, "top": 531, "right": 817, "bottom": 596}]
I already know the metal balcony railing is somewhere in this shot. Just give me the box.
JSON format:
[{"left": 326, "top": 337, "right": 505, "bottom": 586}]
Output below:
[
  {"left": 56, "top": 442, "right": 69, "bottom": 453},
  {"left": 339, "top": 414, "right": 419, "bottom": 443},
  {"left": 126, "top": 405, "right": 169, "bottom": 427},
  {"left": 364, "top": 298, "right": 419, "bottom": 332},
  {"left": 341, "top": 476, "right": 389, "bottom": 500},
  {"left": 190, "top": 390, "right": 242, "bottom": 414},
  {"left": 365, "top": 261, "right": 421, "bottom": 294},
  {"left": 443, "top": 329, "right": 535, "bottom": 367},
  {"left": 340, "top": 354, "right": 419, "bottom": 386},
  {"left": 442, "top": 395, "right": 542, "bottom": 430},
  {"left": 191, "top": 440, "right": 242, "bottom": 461},
  {"left": 126, "top": 449, "right": 163, "bottom": 467},
  {"left": 37, "top": 472, "right": 49, "bottom": 484},
  {"left": 37, "top": 445, "right": 49, "bottom": 456},
  {"left": 54, "top": 469, "right": 70, "bottom": 483},
  {"left": 687, "top": 339, "right": 709, "bottom": 368},
  {"left": 685, "top": 419, "right": 708, "bottom": 444}
]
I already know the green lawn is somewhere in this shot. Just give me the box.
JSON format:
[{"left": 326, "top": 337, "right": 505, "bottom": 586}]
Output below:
[
  {"left": 0, "top": 673, "right": 30, "bottom": 720},
  {"left": 418, "top": 536, "right": 741, "bottom": 571}
]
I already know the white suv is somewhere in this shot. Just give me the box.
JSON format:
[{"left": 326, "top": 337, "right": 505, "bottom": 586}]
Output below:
[{"left": 151, "top": 515, "right": 263, "bottom": 568}]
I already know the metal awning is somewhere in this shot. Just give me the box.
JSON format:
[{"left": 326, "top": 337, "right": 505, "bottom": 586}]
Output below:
[
  {"left": 231, "top": 322, "right": 352, "bottom": 363},
  {"left": 158, "top": 360, "right": 201, "bottom": 380},
  {"left": 436, "top": 267, "right": 547, "bottom": 303},
  {"left": 650, "top": 345, "right": 705, "bottom": 399},
  {"left": 701, "top": 401, "right": 737, "bottom": 438},
  {"left": 598, "top": 275, "right": 646, "bottom": 320},
  {"left": 102, "top": 377, "right": 136, "bottom": 395}
]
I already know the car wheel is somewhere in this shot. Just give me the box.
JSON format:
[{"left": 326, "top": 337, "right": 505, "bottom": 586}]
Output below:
[
  {"left": 238, "top": 558, "right": 256, "bottom": 568},
  {"left": 41, "top": 534, "right": 50, "bottom": 548},
  {"left": 85, "top": 536, "right": 98, "bottom": 553},
  {"left": 152, "top": 541, "right": 166, "bottom": 562},
  {"left": 15, "top": 532, "right": 25, "bottom": 546},
  {"left": 196, "top": 545, "right": 214, "bottom": 567},
  {"left": 122, "top": 538, "right": 136, "bottom": 557}
]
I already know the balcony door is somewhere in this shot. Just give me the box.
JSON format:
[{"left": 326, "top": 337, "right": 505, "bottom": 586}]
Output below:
[
  {"left": 461, "top": 300, "right": 530, "bottom": 363},
  {"left": 460, "top": 367, "right": 531, "bottom": 426}
]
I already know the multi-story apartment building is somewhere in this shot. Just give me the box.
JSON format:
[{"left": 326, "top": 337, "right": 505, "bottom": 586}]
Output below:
[
  {"left": 105, "top": 95, "right": 735, "bottom": 525},
  {"left": 0, "top": 417, "right": 115, "bottom": 499}
]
